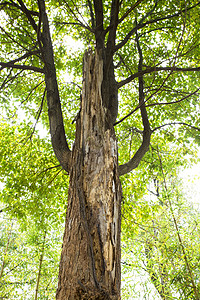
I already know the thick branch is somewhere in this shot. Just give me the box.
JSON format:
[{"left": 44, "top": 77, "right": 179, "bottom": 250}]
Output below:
[
  {"left": 16, "top": 0, "right": 38, "bottom": 32},
  {"left": 0, "top": 61, "right": 44, "bottom": 73},
  {"left": 93, "top": 0, "right": 104, "bottom": 48},
  {"left": 37, "top": 0, "right": 71, "bottom": 172},
  {"left": 106, "top": 0, "right": 119, "bottom": 50},
  {"left": 117, "top": 66, "right": 200, "bottom": 88},
  {"left": 119, "top": 31, "right": 151, "bottom": 176}
]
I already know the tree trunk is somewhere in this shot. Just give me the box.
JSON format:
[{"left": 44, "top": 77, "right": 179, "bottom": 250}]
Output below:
[{"left": 56, "top": 49, "right": 121, "bottom": 299}]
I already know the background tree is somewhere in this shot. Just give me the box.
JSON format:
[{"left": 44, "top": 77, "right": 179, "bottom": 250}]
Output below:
[
  {"left": 0, "top": 0, "right": 200, "bottom": 299},
  {"left": 0, "top": 120, "right": 66, "bottom": 299},
  {"left": 121, "top": 148, "right": 200, "bottom": 299}
]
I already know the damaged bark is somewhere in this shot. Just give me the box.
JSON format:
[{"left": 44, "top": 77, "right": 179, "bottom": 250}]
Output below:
[{"left": 56, "top": 50, "right": 121, "bottom": 299}]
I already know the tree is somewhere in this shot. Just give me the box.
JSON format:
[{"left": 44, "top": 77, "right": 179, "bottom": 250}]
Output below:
[
  {"left": 0, "top": 121, "right": 67, "bottom": 299},
  {"left": 121, "top": 148, "right": 200, "bottom": 299},
  {"left": 0, "top": 0, "right": 200, "bottom": 298}
]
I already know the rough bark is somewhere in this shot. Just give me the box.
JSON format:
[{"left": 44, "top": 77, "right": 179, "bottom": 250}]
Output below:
[{"left": 56, "top": 49, "right": 121, "bottom": 300}]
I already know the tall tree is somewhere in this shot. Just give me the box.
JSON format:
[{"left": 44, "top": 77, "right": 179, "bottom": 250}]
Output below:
[{"left": 0, "top": 0, "right": 200, "bottom": 298}]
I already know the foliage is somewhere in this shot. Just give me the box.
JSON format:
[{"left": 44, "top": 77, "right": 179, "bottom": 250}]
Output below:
[
  {"left": 0, "top": 216, "right": 63, "bottom": 299},
  {"left": 0, "top": 0, "right": 200, "bottom": 298},
  {"left": 121, "top": 153, "right": 200, "bottom": 299}
]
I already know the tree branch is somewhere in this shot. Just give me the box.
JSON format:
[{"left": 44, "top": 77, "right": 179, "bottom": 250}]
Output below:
[
  {"left": 0, "top": 1, "right": 39, "bottom": 16},
  {"left": 117, "top": 66, "right": 200, "bottom": 88},
  {"left": 62, "top": 0, "right": 91, "bottom": 31},
  {"left": 106, "top": 0, "right": 119, "bottom": 51},
  {"left": 55, "top": 21, "right": 94, "bottom": 33},
  {"left": 119, "top": 29, "right": 151, "bottom": 176},
  {"left": 115, "top": 88, "right": 199, "bottom": 126},
  {"left": 93, "top": 0, "right": 105, "bottom": 48},
  {"left": 26, "top": 88, "right": 46, "bottom": 141},
  {"left": 115, "top": 0, "right": 158, "bottom": 51},
  {"left": 0, "top": 25, "right": 32, "bottom": 52},
  {"left": 16, "top": 0, "right": 38, "bottom": 32},
  {"left": 146, "top": 88, "right": 200, "bottom": 108},
  {"left": 152, "top": 122, "right": 200, "bottom": 133},
  {"left": 1, "top": 50, "right": 40, "bottom": 65},
  {"left": 37, "top": 0, "right": 71, "bottom": 172},
  {"left": 118, "top": 0, "right": 143, "bottom": 24},
  {"left": 0, "top": 61, "right": 44, "bottom": 73},
  {"left": 87, "top": 0, "right": 95, "bottom": 29},
  {"left": 115, "top": 1, "right": 200, "bottom": 52}
]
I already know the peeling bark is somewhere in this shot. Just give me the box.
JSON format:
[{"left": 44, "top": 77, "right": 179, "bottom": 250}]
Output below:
[{"left": 56, "top": 50, "right": 121, "bottom": 300}]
